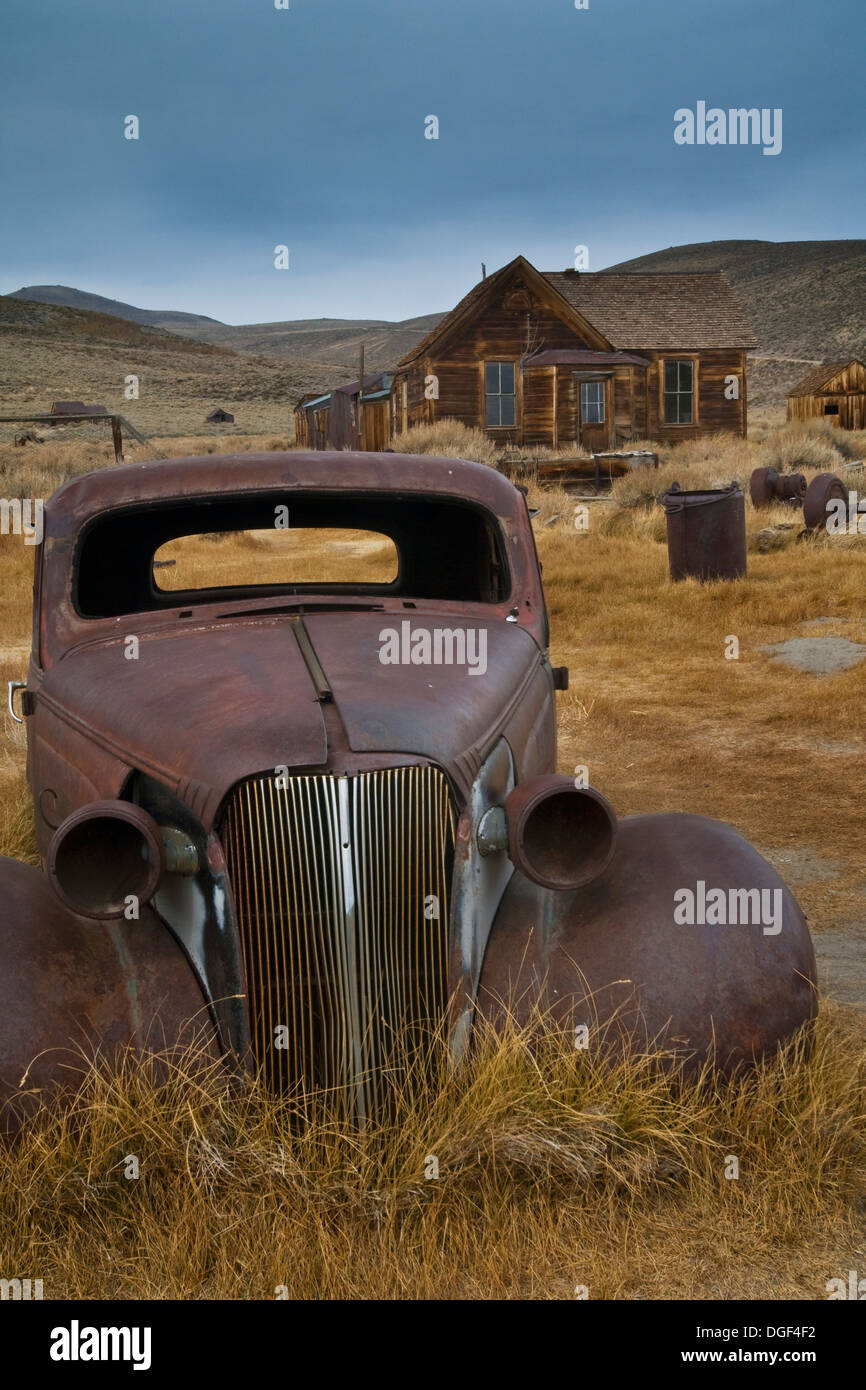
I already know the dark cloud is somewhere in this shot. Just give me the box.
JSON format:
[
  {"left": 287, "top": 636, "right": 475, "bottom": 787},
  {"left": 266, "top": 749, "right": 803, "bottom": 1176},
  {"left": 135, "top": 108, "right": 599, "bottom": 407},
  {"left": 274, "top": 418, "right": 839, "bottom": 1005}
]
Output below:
[{"left": 1, "top": 0, "right": 862, "bottom": 321}]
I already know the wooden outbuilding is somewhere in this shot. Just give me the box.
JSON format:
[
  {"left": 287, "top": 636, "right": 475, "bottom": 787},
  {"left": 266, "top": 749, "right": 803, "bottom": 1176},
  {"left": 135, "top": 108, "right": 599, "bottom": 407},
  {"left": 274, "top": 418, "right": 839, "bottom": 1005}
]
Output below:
[
  {"left": 206, "top": 407, "right": 235, "bottom": 423},
  {"left": 786, "top": 359, "right": 866, "bottom": 430},
  {"left": 294, "top": 373, "right": 392, "bottom": 451},
  {"left": 391, "top": 255, "right": 755, "bottom": 449}
]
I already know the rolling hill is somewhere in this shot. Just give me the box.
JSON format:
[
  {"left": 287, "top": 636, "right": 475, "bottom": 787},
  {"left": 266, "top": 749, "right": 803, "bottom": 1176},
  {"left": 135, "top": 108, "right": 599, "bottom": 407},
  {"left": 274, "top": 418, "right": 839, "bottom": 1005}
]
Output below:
[
  {"left": 8, "top": 285, "right": 444, "bottom": 374},
  {"left": 0, "top": 295, "right": 339, "bottom": 438},
  {"left": 167, "top": 311, "right": 446, "bottom": 372},
  {"left": 6, "top": 284, "right": 221, "bottom": 334}
]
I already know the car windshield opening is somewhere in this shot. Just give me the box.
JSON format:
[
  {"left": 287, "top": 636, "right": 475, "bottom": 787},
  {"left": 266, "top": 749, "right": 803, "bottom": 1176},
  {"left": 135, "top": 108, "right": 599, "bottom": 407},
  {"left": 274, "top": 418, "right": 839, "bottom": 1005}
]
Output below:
[{"left": 74, "top": 490, "right": 510, "bottom": 618}]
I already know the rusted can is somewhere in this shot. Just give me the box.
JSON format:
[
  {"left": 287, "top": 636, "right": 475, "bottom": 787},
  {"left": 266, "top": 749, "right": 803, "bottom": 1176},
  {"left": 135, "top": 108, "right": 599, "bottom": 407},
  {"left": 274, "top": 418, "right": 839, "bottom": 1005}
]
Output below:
[{"left": 659, "top": 481, "right": 747, "bottom": 582}]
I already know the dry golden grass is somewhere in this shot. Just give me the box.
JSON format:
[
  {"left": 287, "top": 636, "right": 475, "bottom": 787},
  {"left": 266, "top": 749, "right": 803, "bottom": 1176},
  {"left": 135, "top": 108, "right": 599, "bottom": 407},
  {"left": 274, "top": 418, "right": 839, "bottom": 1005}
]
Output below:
[
  {"left": 535, "top": 485, "right": 866, "bottom": 942},
  {"left": 389, "top": 418, "right": 501, "bottom": 467},
  {"left": 1, "top": 1009, "right": 864, "bottom": 1300},
  {"left": 1, "top": 425, "right": 864, "bottom": 1299},
  {"left": 156, "top": 529, "right": 398, "bottom": 590}
]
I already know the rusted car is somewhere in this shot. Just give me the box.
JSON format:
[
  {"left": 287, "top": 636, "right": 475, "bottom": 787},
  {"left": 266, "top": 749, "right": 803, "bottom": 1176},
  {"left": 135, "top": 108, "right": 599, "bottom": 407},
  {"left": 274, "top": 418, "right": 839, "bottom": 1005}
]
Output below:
[{"left": 0, "top": 452, "right": 816, "bottom": 1126}]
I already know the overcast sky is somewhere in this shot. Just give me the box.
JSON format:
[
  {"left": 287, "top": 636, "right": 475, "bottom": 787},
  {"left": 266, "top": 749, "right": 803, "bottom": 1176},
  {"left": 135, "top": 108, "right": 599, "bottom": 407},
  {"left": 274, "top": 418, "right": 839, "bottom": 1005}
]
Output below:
[{"left": 1, "top": 0, "right": 863, "bottom": 323}]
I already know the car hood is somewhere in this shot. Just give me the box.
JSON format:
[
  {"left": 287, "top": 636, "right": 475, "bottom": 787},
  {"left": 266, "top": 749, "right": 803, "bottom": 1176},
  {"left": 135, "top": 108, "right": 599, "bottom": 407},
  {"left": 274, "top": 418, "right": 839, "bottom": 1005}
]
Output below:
[{"left": 38, "top": 611, "right": 543, "bottom": 826}]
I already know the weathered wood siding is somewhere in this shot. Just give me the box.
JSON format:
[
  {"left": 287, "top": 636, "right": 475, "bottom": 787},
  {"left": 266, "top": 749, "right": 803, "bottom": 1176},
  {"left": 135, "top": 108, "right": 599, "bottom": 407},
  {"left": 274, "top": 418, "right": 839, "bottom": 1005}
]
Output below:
[
  {"left": 633, "top": 348, "right": 747, "bottom": 441},
  {"left": 360, "top": 398, "right": 390, "bottom": 451},
  {"left": 294, "top": 406, "right": 309, "bottom": 447},
  {"left": 523, "top": 366, "right": 555, "bottom": 446},
  {"left": 428, "top": 363, "right": 479, "bottom": 429}
]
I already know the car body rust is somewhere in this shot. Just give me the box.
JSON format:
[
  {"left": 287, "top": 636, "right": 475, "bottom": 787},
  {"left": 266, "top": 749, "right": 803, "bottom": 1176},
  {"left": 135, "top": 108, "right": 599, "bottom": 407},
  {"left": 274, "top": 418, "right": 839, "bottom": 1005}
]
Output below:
[{"left": 0, "top": 451, "right": 817, "bottom": 1128}]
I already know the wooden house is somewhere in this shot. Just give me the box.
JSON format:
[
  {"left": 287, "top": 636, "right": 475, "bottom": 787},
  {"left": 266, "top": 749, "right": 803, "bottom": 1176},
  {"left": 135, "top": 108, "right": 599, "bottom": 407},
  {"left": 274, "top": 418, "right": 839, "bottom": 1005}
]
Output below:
[
  {"left": 786, "top": 359, "right": 866, "bottom": 431},
  {"left": 391, "top": 255, "right": 755, "bottom": 449},
  {"left": 206, "top": 407, "right": 235, "bottom": 423},
  {"left": 294, "top": 372, "right": 392, "bottom": 451}
]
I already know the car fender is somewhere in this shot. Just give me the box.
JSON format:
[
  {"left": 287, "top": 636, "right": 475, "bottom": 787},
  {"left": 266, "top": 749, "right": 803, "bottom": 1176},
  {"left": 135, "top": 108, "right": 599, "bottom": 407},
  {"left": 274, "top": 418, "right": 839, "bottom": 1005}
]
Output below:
[
  {"left": 0, "top": 855, "right": 220, "bottom": 1134},
  {"left": 477, "top": 812, "right": 817, "bottom": 1071}
]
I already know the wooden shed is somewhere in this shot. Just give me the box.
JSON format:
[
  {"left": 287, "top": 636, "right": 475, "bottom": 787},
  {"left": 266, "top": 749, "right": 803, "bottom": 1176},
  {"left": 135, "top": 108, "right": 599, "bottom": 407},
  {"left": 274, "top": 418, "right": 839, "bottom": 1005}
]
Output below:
[
  {"left": 786, "top": 359, "right": 866, "bottom": 430},
  {"left": 294, "top": 373, "right": 392, "bottom": 451},
  {"left": 391, "top": 255, "right": 756, "bottom": 449},
  {"left": 206, "top": 407, "right": 235, "bottom": 423}
]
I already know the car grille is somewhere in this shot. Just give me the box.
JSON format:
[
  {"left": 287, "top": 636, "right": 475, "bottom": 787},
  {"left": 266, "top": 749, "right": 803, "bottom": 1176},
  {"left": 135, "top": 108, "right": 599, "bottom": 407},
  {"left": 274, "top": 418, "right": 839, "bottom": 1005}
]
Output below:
[{"left": 220, "top": 766, "right": 454, "bottom": 1120}]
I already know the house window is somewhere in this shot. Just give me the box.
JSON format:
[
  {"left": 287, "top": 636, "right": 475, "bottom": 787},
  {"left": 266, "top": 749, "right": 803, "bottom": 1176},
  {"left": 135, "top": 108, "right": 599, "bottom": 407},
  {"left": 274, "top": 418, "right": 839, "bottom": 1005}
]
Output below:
[
  {"left": 580, "top": 380, "right": 605, "bottom": 424},
  {"left": 824, "top": 403, "right": 839, "bottom": 416},
  {"left": 485, "top": 362, "right": 516, "bottom": 427},
  {"left": 663, "top": 360, "right": 695, "bottom": 424}
]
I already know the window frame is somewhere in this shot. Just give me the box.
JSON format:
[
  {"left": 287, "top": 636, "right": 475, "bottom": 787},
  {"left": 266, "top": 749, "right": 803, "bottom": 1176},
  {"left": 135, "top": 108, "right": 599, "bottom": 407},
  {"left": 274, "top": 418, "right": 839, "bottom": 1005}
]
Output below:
[
  {"left": 484, "top": 360, "right": 517, "bottom": 430},
  {"left": 659, "top": 355, "right": 700, "bottom": 427},
  {"left": 580, "top": 378, "right": 606, "bottom": 425}
]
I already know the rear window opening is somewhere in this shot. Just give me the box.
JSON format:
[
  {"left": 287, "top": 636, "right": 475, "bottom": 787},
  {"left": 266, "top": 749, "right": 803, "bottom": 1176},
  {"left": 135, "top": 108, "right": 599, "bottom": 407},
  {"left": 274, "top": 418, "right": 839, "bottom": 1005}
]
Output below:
[
  {"left": 153, "top": 528, "right": 399, "bottom": 590},
  {"left": 74, "top": 491, "right": 510, "bottom": 618}
]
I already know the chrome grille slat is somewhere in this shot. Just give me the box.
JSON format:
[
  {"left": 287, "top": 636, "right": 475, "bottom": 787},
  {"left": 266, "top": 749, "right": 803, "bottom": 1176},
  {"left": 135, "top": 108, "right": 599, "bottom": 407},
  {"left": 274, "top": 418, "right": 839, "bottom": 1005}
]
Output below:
[{"left": 221, "top": 767, "right": 455, "bottom": 1116}]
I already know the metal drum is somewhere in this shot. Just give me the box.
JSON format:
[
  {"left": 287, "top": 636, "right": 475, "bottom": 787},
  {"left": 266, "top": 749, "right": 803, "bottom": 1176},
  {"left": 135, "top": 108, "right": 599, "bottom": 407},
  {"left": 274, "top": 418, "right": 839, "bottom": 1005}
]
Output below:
[{"left": 659, "top": 481, "right": 747, "bottom": 582}]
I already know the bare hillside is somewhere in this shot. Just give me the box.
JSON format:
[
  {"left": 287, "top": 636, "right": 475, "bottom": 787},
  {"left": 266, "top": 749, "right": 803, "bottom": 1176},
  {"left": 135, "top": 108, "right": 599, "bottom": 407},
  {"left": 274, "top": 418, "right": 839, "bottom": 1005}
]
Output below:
[
  {"left": 6, "top": 284, "right": 221, "bottom": 333},
  {"left": 8, "top": 285, "right": 444, "bottom": 375},
  {"left": 0, "top": 296, "right": 337, "bottom": 438},
  {"left": 172, "top": 312, "right": 446, "bottom": 372}
]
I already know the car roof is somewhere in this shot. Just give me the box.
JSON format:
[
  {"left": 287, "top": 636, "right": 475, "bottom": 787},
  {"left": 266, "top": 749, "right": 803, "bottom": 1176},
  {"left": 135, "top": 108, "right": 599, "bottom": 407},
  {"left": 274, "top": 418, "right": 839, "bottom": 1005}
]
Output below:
[{"left": 46, "top": 450, "right": 526, "bottom": 528}]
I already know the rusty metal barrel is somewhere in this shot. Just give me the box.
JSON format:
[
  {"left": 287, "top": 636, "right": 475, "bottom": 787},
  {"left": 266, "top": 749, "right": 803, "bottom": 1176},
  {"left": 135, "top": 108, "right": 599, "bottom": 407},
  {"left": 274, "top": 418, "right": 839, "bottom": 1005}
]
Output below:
[{"left": 658, "top": 480, "right": 747, "bottom": 582}]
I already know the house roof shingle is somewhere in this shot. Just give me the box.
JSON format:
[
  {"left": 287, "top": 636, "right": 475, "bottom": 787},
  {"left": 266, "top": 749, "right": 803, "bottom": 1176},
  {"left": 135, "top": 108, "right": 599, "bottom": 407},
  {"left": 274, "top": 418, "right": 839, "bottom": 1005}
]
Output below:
[
  {"left": 786, "top": 359, "right": 866, "bottom": 398},
  {"left": 397, "top": 256, "right": 757, "bottom": 365},
  {"left": 544, "top": 270, "right": 757, "bottom": 350}
]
